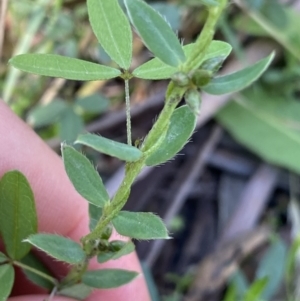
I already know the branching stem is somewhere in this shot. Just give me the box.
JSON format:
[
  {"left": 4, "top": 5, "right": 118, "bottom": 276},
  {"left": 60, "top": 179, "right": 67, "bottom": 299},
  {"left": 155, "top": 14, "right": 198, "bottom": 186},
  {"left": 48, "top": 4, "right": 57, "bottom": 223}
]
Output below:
[{"left": 77, "top": 0, "right": 229, "bottom": 280}]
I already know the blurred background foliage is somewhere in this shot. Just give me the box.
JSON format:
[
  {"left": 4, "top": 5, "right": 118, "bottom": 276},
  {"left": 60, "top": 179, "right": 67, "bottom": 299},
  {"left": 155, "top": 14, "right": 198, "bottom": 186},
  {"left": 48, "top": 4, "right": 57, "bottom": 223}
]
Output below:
[{"left": 1, "top": 0, "right": 300, "bottom": 300}]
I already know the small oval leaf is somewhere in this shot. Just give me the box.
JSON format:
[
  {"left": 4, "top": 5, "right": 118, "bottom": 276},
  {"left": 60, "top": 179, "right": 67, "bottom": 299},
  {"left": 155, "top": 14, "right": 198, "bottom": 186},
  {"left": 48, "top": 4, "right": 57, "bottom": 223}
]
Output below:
[
  {"left": 0, "top": 170, "right": 38, "bottom": 260},
  {"left": 124, "top": 0, "right": 185, "bottom": 67},
  {"left": 82, "top": 269, "right": 139, "bottom": 289},
  {"left": 9, "top": 54, "right": 121, "bottom": 80},
  {"left": 75, "top": 94, "right": 110, "bottom": 114},
  {"left": 27, "top": 99, "right": 68, "bottom": 127},
  {"left": 133, "top": 40, "right": 232, "bottom": 80},
  {"left": 87, "top": 0, "right": 132, "bottom": 69},
  {"left": 146, "top": 105, "right": 196, "bottom": 166},
  {"left": 25, "top": 234, "right": 86, "bottom": 264},
  {"left": 62, "top": 145, "right": 110, "bottom": 207},
  {"left": 75, "top": 133, "right": 143, "bottom": 162},
  {"left": 202, "top": 52, "right": 275, "bottom": 95},
  {"left": 112, "top": 211, "right": 169, "bottom": 240},
  {"left": 0, "top": 264, "right": 14, "bottom": 301}
]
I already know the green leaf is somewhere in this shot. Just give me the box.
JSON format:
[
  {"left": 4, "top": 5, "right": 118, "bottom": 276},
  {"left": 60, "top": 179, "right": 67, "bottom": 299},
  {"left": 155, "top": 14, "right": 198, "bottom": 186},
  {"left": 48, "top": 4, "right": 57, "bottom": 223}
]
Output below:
[
  {"left": 124, "top": 0, "right": 185, "bottom": 67},
  {"left": 203, "top": 52, "right": 274, "bottom": 95},
  {"left": 0, "top": 264, "right": 14, "bottom": 301},
  {"left": 112, "top": 211, "right": 169, "bottom": 240},
  {"left": 216, "top": 90, "right": 300, "bottom": 173},
  {"left": 0, "top": 170, "right": 37, "bottom": 260},
  {"left": 89, "top": 204, "right": 103, "bottom": 231},
  {"left": 150, "top": 3, "right": 181, "bottom": 31},
  {"left": 230, "top": 270, "right": 249, "bottom": 298},
  {"left": 233, "top": 6, "right": 300, "bottom": 61},
  {"left": 223, "top": 285, "right": 237, "bottom": 301},
  {"left": 75, "top": 94, "right": 110, "bottom": 114},
  {"left": 285, "top": 236, "right": 300, "bottom": 286},
  {"left": 87, "top": 0, "right": 132, "bottom": 69},
  {"left": 59, "top": 108, "right": 84, "bottom": 142},
  {"left": 25, "top": 234, "right": 86, "bottom": 264},
  {"left": 21, "top": 252, "right": 54, "bottom": 290},
  {"left": 133, "top": 40, "right": 232, "bottom": 80},
  {"left": 146, "top": 105, "right": 196, "bottom": 166},
  {"left": 61, "top": 145, "right": 109, "bottom": 207},
  {"left": 75, "top": 133, "right": 143, "bottom": 162},
  {"left": 27, "top": 99, "right": 68, "bottom": 127},
  {"left": 255, "top": 239, "right": 287, "bottom": 300},
  {"left": 244, "top": 277, "right": 268, "bottom": 301},
  {"left": 97, "top": 241, "right": 135, "bottom": 263},
  {"left": 82, "top": 269, "right": 139, "bottom": 289},
  {"left": 9, "top": 54, "right": 121, "bottom": 80},
  {"left": 200, "top": 0, "right": 219, "bottom": 7},
  {"left": 58, "top": 283, "right": 93, "bottom": 300},
  {"left": 0, "top": 252, "right": 8, "bottom": 264}
]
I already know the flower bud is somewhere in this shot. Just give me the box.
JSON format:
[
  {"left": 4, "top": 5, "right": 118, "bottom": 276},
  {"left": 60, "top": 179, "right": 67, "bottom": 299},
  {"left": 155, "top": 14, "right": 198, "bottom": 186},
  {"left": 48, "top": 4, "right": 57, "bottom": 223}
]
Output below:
[
  {"left": 109, "top": 240, "right": 126, "bottom": 252},
  {"left": 185, "top": 89, "right": 202, "bottom": 116},
  {"left": 200, "top": 55, "right": 226, "bottom": 74},
  {"left": 171, "top": 71, "right": 190, "bottom": 87},
  {"left": 100, "top": 223, "right": 113, "bottom": 240},
  {"left": 191, "top": 70, "right": 212, "bottom": 87}
]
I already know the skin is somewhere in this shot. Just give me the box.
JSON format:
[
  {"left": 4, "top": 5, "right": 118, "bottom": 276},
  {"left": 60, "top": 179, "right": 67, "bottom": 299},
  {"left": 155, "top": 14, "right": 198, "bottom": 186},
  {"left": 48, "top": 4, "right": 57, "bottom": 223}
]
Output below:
[{"left": 0, "top": 100, "right": 151, "bottom": 301}]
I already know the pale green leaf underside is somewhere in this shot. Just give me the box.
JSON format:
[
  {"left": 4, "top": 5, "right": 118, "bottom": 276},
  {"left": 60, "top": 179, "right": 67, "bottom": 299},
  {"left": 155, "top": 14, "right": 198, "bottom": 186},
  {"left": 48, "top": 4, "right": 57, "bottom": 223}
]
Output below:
[
  {"left": 124, "top": 0, "right": 185, "bottom": 67},
  {"left": 112, "top": 211, "right": 169, "bottom": 240},
  {"left": 133, "top": 40, "right": 232, "bottom": 80},
  {"left": 59, "top": 108, "right": 84, "bottom": 142},
  {"left": 25, "top": 234, "right": 86, "bottom": 264},
  {"left": 203, "top": 52, "right": 275, "bottom": 95},
  {"left": 0, "top": 264, "right": 14, "bottom": 301},
  {"left": 9, "top": 54, "right": 121, "bottom": 80},
  {"left": 0, "top": 170, "right": 37, "bottom": 260},
  {"left": 87, "top": 0, "right": 132, "bottom": 69},
  {"left": 58, "top": 283, "right": 93, "bottom": 300},
  {"left": 146, "top": 105, "right": 197, "bottom": 166},
  {"left": 216, "top": 92, "right": 300, "bottom": 173},
  {"left": 62, "top": 145, "right": 109, "bottom": 207},
  {"left": 75, "top": 94, "right": 110, "bottom": 114},
  {"left": 75, "top": 133, "right": 143, "bottom": 162},
  {"left": 27, "top": 99, "right": 68, "bottom": 127},
  {"left": 82, "top": 269, "right": 139, "bottom": 289}
]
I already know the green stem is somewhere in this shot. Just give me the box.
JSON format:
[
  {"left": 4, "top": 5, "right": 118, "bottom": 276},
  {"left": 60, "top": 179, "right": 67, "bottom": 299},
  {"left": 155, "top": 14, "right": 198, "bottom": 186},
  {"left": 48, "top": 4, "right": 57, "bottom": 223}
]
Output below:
[
  {"left": 81, "top": 83, "right": 187, "bottom": 246},
  {"left": 183, "top": 0, "right": 228, "bottom": 72},
  {"left": 60, "top": 259, "right": 88, "bottom": 287},
  {"left": 81, "top": 0, "right": 228, "bottom": 261},
  {"left": 13, "top": 260, "right": 59, "bottom": 286},
  {"left": 125, "top": 79, "right": 132, "bottom": 146}
]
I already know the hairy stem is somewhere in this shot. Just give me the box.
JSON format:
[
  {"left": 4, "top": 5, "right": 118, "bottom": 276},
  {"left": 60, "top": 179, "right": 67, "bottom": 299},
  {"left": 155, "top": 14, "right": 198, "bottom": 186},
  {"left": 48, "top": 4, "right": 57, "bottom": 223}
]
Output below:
[
  {"left": 183, "top": 0, "right": 228, "bottom": 72},
  {"left": 125, "top": 79, "right": 132, "bottom": 146},
  {"left": 81, "top": 83, "right": 186, "bottom": 246},
  {"left": 77, "top": 0, "right": 228, "bottom": 278}
]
